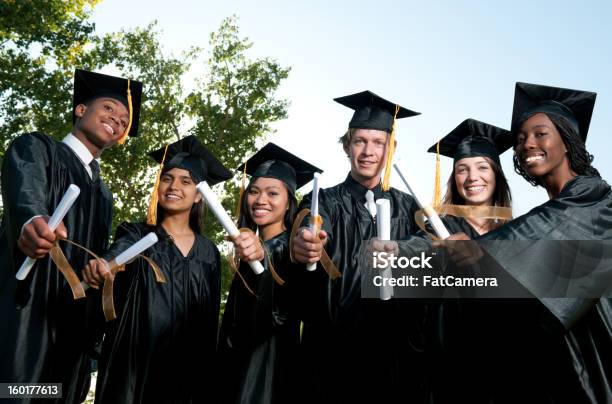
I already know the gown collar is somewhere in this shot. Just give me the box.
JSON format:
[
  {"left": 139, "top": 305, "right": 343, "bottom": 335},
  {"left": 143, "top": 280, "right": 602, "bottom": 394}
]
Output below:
[
  {"left": 63, "top": 133, "right": 96, "bottom": 165},
  {"left": 556, "top": 175, "right": 611, "bottom": 203},
  {"left": 343, "top": 173, "right": 385, "bottom": 202},
  {"left": 62, "top": 133, "right": 100, "bottom": 179}
]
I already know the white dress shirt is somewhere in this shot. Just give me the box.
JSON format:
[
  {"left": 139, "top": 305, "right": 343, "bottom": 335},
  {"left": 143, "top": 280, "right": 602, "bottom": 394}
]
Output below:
[
  {"left": 62, "top": 133, "right": 99, "bottom": 179},
  {"left": 21, "top": 133, "right": 99, "bottom": 234}
]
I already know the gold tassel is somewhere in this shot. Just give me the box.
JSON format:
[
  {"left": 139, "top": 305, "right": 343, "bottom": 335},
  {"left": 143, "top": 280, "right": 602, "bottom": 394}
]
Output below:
[
  {"left": 118, "top": 79, "right": 133, "bottom": 145},
  {"left": 381, "top": 104, "right": 400, "bottom": 192},
  {"left": 146, "top": 144, "right": 169, "bottom": 225},
  {"left": 433, "top": 140, "right": 442, "bottom": 207},
  {"left": 235, "top": 162, "right": 248, "bottom": 220}
]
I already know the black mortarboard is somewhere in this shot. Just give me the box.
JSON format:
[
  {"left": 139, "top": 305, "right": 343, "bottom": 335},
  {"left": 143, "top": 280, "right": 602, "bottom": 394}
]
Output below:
[
  {"left": 237, "top": 143, "right": 322, "bottom": 194},
  {"left": 427, "top": 119, "right": 513, "bottom": 165},
  {"left": 73, "top": 69, "right": 143, "bottom": 138},
  {"left": 511, "top": 82, "right": 597, "bottom": 141},
  {"left": 148, "top": 135, "right": 232, "bottom": 185},
  {"left": 334, "top": 90, "right": 420, "bottom": 133}
]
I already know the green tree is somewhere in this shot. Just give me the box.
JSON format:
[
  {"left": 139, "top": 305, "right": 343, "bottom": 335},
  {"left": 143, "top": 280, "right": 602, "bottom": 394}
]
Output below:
[
  {"left": 0, "top": 0, "right": 101, "bottom": 155},
  {"left": 187, "top": 16, "right": 290, "bottom": 170},
  {"left": 186, "top": 15, "right": 290, "bottom": 301},
  {"left": 1, "top": 7, "right": 290, "bottom": 231},
  {"left": 1, "top": 4, "right": 290, "bottom": 308},
  {"left": 88, "top": 23, "right": 197, "bottom": 225},
  {"left": 187, "top": 15, "right": 290, "bottom": 236}
]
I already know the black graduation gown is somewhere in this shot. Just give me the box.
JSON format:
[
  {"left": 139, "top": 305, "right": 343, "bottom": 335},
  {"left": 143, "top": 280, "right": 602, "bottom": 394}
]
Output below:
[
  {"left": 467, "top": 176, "right": 612, "bottom": 403},
  {"left": 218, "top": 231, "right": 300, "bottom": 404},
  {"left": 0, "top": 132, "right": 112, "bottom": 403},
  {"left": 93, "top": 222, "right": 221, "bottom": 404},
  {"left": 296, "top": 173, "right": 429, "bottom": 403},
  {"left": 415, "top": 215, "right": 494, "bottom": 404},
  {"left": 392, "top": 213, "right": 484, "bottom": 403}
]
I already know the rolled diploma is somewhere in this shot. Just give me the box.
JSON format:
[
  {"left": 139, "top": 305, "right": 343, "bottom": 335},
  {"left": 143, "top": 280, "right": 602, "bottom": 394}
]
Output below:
[
  {"left": 306, "top": 172, "right": 320, "bottom": 271},
  {"left": 16, "top": 184, "right": 81, "bottom": 280},
  {"left": 114, "top": 232, "right": 159, "bottom": 266},
  {"left": 392, "top": 164, "right": 450, "bottom": 239},
  {"left": 197, "top": 181, "right": 264, "bottom": 275},
  {"left": 81, "top": 232, "right": 159, "bottom": 290},
  {"left": 376, "top": 199, "right": 393, "bottom": 300}
]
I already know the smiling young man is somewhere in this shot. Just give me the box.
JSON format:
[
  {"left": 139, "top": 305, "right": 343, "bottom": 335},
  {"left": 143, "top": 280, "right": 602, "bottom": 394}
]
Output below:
[
  {"left": 291, "top": 91, "right": 430, "bottom": 403},
  {"left": 0, "top": 69, "right": 142, "bottom": 403}
]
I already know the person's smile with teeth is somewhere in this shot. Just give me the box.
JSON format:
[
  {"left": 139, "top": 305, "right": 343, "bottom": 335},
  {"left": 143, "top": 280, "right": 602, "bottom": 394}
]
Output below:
[
  {"left": 465, "top": 185, "right": 485, "bottom": 193},
  {"left": 523, "top": 151, "right": 545, "bottom": 165},
  {"left": 515, "top": 113, "right": 573, "bottom": 189},
  {"left": 454, "top": 156, "right": 496, "bottom": 206},
  {"left": 346, "top": 128, "right": 388, "bottom": 189},
  {"left": 247, "top": 177, "right": 289, "bottom": 233},
  {"left": 158, "top": 168, "right": 201, "bottom": 212},
  {"left": 165, "top": 192, "right": 182, "bottom": 201}
]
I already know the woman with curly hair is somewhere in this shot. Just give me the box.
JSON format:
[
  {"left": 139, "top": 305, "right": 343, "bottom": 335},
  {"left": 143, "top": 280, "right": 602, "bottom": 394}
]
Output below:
[{"left": 445, "top": 83, "right": 612, "bottom": 403}]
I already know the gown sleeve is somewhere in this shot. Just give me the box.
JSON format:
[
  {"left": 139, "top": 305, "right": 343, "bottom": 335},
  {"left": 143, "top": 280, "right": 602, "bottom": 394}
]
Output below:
[
  {"left": 102, "top": 222, "right": 146, "bottom": 261},
  {"left": 478, "top": 201, "right": 612, "bottom": 329},
  {"left": 1, "top": 133, "right": 53, "bottom": 270}
]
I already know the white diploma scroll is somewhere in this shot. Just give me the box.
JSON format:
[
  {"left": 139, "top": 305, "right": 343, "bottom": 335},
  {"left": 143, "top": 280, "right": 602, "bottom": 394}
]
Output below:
[
  {"left": 376, "top": 199, "right": 394, "bottom": 300},
  {"left": 197, "top": 181, "right": 264, "bottom": 275},
  {"left": 393, "top": 164, "right": 450, "bottom": 239},
  {"left": 306, "top": 172, "right": 321, "bottom": 271},
  {"left": 114, "top": 232, "right": 159, "bottom": 266},
  {"left": 81, "top": 232, "right": 159, "bottom": 290},
  {"left": 16, "top": 184, "right": 81, "bottom": 281}
]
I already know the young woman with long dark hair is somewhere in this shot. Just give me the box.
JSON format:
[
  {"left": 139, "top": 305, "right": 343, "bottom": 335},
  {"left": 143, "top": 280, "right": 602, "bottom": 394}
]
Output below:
[
  {"left": 219, "top": 143, "right": 321, "bottom": 404},
  {"left": 82, "top": 135, "right": 233, "bottom": 403}
]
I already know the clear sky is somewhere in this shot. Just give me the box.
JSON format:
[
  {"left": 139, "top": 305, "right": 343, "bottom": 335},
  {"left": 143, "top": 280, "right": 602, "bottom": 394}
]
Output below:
[{"left": 92, "top": 0, "right": 612, "bottom": 216}]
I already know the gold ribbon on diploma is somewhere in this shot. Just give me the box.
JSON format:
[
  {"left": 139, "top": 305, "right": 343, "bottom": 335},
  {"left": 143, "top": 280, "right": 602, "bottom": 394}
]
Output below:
[
  {"left": 289, "top": 209, "right": 341, "bottom": 280},
  {"left": 415, "top": 204, "right": 513, "bottom": 239},
  {"left": 227, "top": 228, "right": 286, "bottom": 297},
  {"left": 47, "top": 238, "right": 87, "bottom": 300},
  {"left": 43, "top": 237, "right": 163, "bottom": 321},
  {"left": 101, "top": 254, "right": 164, "bottom": 321}
]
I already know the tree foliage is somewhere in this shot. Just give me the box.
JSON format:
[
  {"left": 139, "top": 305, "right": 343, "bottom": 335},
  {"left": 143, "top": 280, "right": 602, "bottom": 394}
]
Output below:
[
  {"left": 0, "top": 4, "right": 290, "bottom": 305},
  {"left": 0, "top": 0, "right": 101, "bottom": 152},
  {"left": 1, "top": 5, "right": 289, "bottom": 231},
  {"left": 90, "top": 23, "right": 198, "bottom": 225}
]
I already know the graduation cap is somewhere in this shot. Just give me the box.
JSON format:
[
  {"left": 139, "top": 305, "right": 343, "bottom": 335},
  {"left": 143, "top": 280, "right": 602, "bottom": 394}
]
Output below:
[
  {"left": 511, "top": 82, "right": 597, "bottom": 141},
  {"left": 146, "top": 135, "right": 232, "bottom": 225},
  {"left": 237, "top": 143, "right": 322, "bottom": 194},
  {"left": 334, "top": 90, "right": 420, "bottom": 191},
  {"left": 427, "top": 119, "right": 513, "bottom": 207},
  {"left": 73, "top": 69, "right": 143, "bottom": 143},
  {"left": 428, "top": 119, "right": 513, "bottom": 165},
  {"left": 334, "top": 90, "right": 420, "bottom": 133}
]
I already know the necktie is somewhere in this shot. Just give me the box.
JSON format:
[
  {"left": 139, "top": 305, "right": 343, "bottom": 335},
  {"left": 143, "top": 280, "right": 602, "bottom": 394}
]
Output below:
[
  {"left": 365, "top": 190, "right": 377, "bottom": 219},
  {"left": 89, "top": 160, "right": 100, "bottom": 182}
]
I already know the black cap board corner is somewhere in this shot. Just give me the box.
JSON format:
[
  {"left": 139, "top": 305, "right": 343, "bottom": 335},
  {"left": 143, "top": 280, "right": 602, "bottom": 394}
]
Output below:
[
  {"left": 73, "top": 69, "right": 143, "bottom": 138},
  {"left": 148, "top": 135, "right": 232, "bottom": 186},
  {"left": 237, "top": 142, "right": 323, "bottom": 193},
  {"left": 334, "top": 90, "right": 420, "bottom": 133},
  {"left": 511, "top": 82, "right": 596, "bottom": 141},
  {"left": 427, "top": 118, "right": 513, "bottom": 164}
]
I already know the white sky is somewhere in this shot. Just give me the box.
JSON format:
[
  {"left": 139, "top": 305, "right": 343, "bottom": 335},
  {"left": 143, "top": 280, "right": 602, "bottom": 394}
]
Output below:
[{"left": 91, "top": 0, "right": 612, "bottom": 216}]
